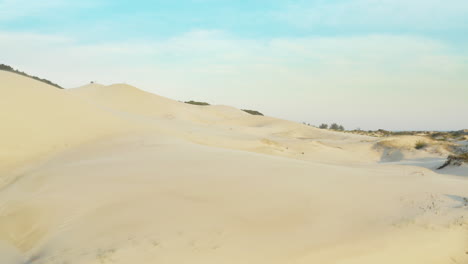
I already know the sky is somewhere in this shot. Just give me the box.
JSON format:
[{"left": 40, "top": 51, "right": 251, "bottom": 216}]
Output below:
[{"left": 1, "top": 0, "right": 467, "bottom": 131}]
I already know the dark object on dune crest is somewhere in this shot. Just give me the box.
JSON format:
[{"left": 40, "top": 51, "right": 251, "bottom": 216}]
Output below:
[
  {"left": 437, "top": 153, "right": 468, "bottom": 170},
  {"left": 242, "top": 109, "right": 264, "bottom": 116},
  {"left": 0, "top": 63, "right": 63, "bottom": 89},
  {"left": 185, "top": 100, "right": 210, "bottom": 106}
]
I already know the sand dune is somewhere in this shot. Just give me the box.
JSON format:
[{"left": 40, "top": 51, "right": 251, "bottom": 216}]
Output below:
[
  {"left": 68, "top": 83, "right": 249, "bottom": 124},
  {"left": 69, "top": 83, "right": 376, "bottom": 164},
  {"left": 0, "top": 72, "right": 142, "bottom": 185},
  {"left": 1, "top": 73, "right": 467, "bottom": 264}
]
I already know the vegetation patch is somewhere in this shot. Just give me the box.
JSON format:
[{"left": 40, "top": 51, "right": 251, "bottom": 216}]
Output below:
[
  {"left": 184, "top": 100, "right": 210, "bottom": 106},
  {"left": 319, "top": 123, "right": 344, "bottom": 131},
  {"left": 0, "top": 63, "right": 62, "bottom": 89},
  {"left": 347, "top": 129, "right": 468, "bottom": 139},
  {"left": 330, "top": 123, "right": 345, "bottom": 131},
  {"left": 415, "top": 141, "right": 428, "bottom": 150},
  {"left": 437, "top": 153, "right": 468, "bottom": 169},
  {"left": 242, "top": 109, "right": 264, "bottom": 116}
]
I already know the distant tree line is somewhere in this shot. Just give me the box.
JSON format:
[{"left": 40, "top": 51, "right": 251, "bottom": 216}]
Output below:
[{"left": 0, "top": 64, "right": 62, "bottom": 89}]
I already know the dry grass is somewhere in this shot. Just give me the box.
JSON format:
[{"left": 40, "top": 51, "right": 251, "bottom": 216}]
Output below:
[{"left": 438, "top": 153, "right": 468, "bottom": 169}]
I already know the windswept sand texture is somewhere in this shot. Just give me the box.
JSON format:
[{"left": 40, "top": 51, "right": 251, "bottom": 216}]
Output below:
[{"left": 1, "top": 72, "right": 467, "bottom": 264}]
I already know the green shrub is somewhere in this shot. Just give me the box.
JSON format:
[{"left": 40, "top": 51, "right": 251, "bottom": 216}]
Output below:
[
  {"left": 330, "top": 123, "right": 344, "bottom": 131},
  {"left": 415, "top": 141, "right": 428, "bottom": 150},
  {"left": 184, "top": 100, "right": 210, "bottom": 106},
  {"left": 319, "top": 124, "right": 328, "bottom": 129},
  {"left": 0, "top": 64, "right": 14, "bottom": 71},
  {"left": 0, "top": 63, "right": 62, "bottom": 88},
  {"left": 242, "top": 109, "right": 264, "bottom": 116}
]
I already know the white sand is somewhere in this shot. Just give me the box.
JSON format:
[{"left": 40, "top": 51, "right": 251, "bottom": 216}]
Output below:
[{"left": 1, "top": 72, "right": 467, "bottom": 264}]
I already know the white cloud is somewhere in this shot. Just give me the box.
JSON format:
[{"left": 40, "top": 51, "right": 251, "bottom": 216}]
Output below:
[
  {"left": 274, "top": 0, "right": 468, "bottom": 31},
  {"left": 0, "top": 30, "right": 467, "bottom": 130}
]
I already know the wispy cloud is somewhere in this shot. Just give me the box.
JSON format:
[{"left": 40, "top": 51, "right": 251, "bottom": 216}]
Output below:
[{"left": 274, "top": 0, "right": 468, "bottom": 32}]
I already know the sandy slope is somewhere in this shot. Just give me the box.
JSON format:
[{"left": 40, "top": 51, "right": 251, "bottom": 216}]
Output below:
[
  {"left": 0, "top": 72, "right": 140, "bottom": 184},
  {"left": 1, "top": 75, "right": 467, "bottom": 264},
  {"left": 68, "top": 83, "right": 378, "bottom": 165}
]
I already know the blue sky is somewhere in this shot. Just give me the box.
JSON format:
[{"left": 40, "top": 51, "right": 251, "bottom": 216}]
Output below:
[
  {"left": 2, "top": 0, "right": 468, "bottom": 41},
  {"left": 1, "top": 0, "right": 467, "bottom": 130}
]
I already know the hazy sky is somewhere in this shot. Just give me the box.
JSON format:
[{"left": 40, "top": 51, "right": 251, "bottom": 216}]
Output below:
[{"left": 1, "top": 0, "right": 467, "bottom": 130}]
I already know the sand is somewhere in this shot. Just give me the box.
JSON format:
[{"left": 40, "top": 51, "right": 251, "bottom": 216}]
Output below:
[{"left": 1, "top": 71, "right": 467, "bottom": 264}]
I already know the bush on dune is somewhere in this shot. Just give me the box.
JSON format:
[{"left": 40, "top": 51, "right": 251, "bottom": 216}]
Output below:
[
  {"left": 0, "top": 63, "right": 63, "bottom": 89},
  {"left": 330, "top": 123, "right": 345, "bottom": 131},
  {"left": 183, "top": 100, "right": 264, "bottom": 116},
  {"left": 242, "top": 109, "right": 264, "bottom": 116},
  {"left": 184, "top": 100, "right": 210, "bottom": 106},
  {"left": 414, "top": 141, "right": 428, "bottom": 150}
]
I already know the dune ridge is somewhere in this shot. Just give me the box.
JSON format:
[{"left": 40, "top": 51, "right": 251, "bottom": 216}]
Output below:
[
  {"left": 1, "top": 73, "right": 467, "bottom": 264},
  {"left": 0, "top": 72, "right": 143, "bottom": 183}
]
